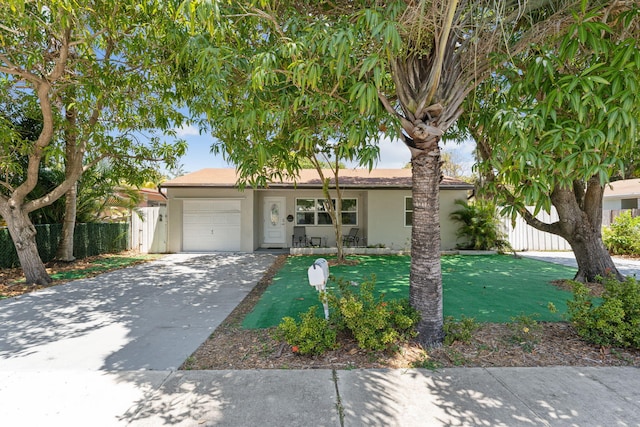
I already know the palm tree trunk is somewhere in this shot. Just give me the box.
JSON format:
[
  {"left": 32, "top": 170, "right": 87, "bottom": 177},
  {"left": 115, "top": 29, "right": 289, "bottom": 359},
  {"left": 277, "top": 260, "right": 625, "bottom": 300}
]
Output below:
[{"left": 409, "top": 149, "right": 444, "bottom": 347}]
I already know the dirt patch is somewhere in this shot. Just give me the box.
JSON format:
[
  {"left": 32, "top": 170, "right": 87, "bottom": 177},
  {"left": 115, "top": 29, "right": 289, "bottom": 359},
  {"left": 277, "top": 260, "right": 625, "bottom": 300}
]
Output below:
[{"left": 182, "top": 256, "right": 640, "bottom": 370}]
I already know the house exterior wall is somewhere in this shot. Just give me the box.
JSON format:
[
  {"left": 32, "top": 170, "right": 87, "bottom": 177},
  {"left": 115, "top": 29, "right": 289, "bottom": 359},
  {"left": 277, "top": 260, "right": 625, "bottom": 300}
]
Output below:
[
  {"left": 256, "top": 189, "right": 367, "bottom": 248},
  {"left": 367, "top": 188, "right": 468, "bottom": 251},
  {"left": 164, "top": 186, "right": 468, "bottom": 252},
  {"left": 603, "top": 198, "right": 622, "bottom": 210},
  {"left": 165, "top": 187, "right": 255, "bottom": 252}
]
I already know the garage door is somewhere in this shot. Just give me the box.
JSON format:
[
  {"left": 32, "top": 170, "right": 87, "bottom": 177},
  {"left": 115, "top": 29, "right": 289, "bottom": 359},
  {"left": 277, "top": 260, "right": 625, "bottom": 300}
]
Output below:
[{"left": 183, "top": 199, "right": 241, "bottom": 251}]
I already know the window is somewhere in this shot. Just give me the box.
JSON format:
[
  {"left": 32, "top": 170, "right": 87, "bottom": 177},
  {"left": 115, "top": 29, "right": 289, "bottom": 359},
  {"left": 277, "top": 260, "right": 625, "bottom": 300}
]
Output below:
[
  {"left": 404, "top": 197, "right": 413, "bottom": 227},
  {"left": 295, "top": 198, "right": 357, "bottom": 226},
  {"left": 621, "top": 198, "right": 638, "bottom": 209}
]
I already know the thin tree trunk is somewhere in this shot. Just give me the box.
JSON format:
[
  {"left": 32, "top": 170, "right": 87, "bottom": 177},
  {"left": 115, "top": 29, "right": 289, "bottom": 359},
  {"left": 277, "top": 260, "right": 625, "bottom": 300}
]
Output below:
[
  {"left": 55, "top": 96, "right": 79, "bottom": 262},
  {"left": 409, "top": 149, "right": 444, "bottom": 347},
  {"left": 55, "top": 183, "right": 77, "bottom": 261},
  {"left": 3, "top": 206, "right": 51, "bottom": 285}
]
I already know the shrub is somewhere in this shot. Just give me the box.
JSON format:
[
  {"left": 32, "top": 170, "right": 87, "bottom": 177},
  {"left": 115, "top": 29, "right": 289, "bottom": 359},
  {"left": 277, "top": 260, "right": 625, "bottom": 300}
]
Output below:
[
  {"left": 449, "top": 199, "right": 509, "bottom": 251},
  {"left": 275, "top": 276, "right": 420, "bottom": 355},
  {"left": 507, "top": 314, "right": 542, "bottom": 352},
  {"left": 603, "top": 211, "right": 640, "bottom": 255},
  {"left": 567, "top": 275, "right": 640, "bottom": 349},
  {"left": 274, "top": 306, "right": 338, "bottom": 355},
  {"left": 443, "top": 315, "right": 479, "bottom": 345},
  {"left": 330, "top": 277, "right": 420, "bottom": 351}
]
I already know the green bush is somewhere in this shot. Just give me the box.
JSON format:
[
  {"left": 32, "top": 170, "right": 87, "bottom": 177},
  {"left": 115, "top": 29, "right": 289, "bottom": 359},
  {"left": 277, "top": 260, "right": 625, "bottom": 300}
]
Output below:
[
  {"left": 443, "top": 315, "right": 479, "bottom": 345},
  {"left": 449, "top": 199, "right": 509, "bottom": 251},
  {"left": 330, "top": 277, "right": 420, "bottom": 351},
  {"left": 507, "top": 314, "right": 542, "bottom": 352},
  {"left": 275, "top": 276, "right": 420, "bottom": 355},
  {"left": 567, "top": 275, "right": 640, "bottom": 349},
  {"left": 603, "top": 211, "right": 640, "bottom": 255},
  {"left": 274, "top": 306, "right": 338, "bottom": 355}
]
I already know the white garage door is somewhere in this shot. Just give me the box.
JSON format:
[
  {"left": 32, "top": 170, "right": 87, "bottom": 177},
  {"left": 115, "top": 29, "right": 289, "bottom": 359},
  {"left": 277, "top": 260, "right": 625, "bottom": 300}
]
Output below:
[{"left": 183, "top": 199, "right": 241, "bottom": 251}]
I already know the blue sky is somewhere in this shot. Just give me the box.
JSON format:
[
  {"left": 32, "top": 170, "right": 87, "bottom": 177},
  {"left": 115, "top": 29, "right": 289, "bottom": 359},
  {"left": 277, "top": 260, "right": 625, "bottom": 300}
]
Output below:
[{"left": 174, "top": 124, "right": 475, "bottom": 174}]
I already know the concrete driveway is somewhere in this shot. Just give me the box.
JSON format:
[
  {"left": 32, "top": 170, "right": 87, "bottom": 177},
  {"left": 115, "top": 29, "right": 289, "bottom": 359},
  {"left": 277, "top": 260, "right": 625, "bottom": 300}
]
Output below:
[{"left": 0, "top": 253, "right": 276, "bottom": 371}]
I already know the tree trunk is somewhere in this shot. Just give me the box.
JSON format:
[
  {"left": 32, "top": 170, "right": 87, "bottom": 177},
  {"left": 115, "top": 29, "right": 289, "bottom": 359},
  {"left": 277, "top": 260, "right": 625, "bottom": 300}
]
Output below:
[
  {"left": 55, "top": 97, "right": 79, "bottom": 262},
  {"left": 409, "top": 149, "right": 444, "bottom": 347},
  {"left": 567, "top": 230, "right": 623, "bottom": 283},
  {"left": 522, "top": 179, "right": 624, "bottom": 283},
  {"left": 2, "top": 205, "right": 52, "bottom": 286},
  {"left": 55, "top": 183, "right": 77, "bottom": 262}
]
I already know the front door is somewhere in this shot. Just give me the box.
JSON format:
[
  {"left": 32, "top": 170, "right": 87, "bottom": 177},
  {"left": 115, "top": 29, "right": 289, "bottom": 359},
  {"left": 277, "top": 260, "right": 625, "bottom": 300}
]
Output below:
[{"left": 263, "top": 197, "right": 286, "bottom": 246}]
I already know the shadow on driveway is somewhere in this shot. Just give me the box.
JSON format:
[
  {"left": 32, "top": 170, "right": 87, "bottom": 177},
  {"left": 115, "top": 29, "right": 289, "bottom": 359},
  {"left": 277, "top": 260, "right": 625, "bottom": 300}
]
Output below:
[{"left": 0, "top": 253, "right": 276, "bottom": 371}]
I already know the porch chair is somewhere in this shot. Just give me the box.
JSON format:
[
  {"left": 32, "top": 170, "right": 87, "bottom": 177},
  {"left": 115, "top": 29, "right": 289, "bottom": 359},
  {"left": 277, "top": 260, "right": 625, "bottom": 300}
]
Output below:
[
  {"left": 342, "top": 228, "right": 359, "bottom": 247},
  {"left": 292, "top": 226, "right": 309, "bottom": 247}
]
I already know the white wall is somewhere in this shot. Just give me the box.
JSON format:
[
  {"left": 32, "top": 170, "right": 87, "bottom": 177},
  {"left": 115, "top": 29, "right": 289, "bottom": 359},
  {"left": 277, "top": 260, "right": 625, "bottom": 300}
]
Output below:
[
  {"left": 367, "top": 189, "right": 468, "bottom": 251},
  {"left": 165, "top": 187, "right": 255, "bottom": 252}
]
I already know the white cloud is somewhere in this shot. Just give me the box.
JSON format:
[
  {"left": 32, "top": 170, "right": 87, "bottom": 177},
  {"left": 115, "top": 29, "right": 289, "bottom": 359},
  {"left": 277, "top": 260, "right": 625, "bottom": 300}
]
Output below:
[{"left": 175, "top": 124, "right": 200, "bottom": 137}]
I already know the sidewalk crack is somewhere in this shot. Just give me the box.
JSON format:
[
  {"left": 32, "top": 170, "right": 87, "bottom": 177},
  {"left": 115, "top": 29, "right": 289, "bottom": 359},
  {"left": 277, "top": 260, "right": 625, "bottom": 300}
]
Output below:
[{"left": 332, "top": 369, "right": 345, "bottom": 427}]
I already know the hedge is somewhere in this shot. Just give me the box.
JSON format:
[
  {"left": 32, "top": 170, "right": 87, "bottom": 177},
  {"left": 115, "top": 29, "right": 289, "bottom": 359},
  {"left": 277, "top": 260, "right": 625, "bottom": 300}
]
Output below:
[{"left": 0, "top": 223, "right": 129, "bottom": 268}]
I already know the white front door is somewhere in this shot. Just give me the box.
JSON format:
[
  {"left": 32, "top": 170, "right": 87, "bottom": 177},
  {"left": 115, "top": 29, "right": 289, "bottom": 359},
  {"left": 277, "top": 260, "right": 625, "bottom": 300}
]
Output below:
[{"left": 263, "top": 197, "right": 286, "bottom": 246}]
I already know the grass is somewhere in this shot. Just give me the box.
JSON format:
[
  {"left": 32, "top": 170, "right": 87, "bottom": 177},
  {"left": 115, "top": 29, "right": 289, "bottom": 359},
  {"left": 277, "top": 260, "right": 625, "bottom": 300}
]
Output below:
[
  {"left": 1, "top": 253, "right": 162, "bottom": 298},
  {"left": 241, "top": 254, "right": 577, "bottom": 329}
]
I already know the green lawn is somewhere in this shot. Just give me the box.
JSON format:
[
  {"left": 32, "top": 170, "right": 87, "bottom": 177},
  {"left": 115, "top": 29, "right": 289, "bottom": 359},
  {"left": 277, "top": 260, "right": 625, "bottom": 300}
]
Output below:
[{"left": 241, "top": 254, "right": 578, "bottom": 329}]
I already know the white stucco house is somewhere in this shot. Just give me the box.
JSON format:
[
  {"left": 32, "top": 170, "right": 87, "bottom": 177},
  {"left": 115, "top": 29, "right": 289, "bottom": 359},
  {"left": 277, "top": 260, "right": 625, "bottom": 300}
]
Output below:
[
  {"left": 603, "top": 178, "right": 640, "bottom": 210},
  {"left": 160, "top": 168, "right": 473, "bottom": 253}
]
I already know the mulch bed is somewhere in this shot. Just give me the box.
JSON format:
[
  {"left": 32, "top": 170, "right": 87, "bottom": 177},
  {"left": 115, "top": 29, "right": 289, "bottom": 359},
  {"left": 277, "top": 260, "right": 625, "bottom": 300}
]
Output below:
[{"left": 182, "top": 255, "right": 640, "bottom": 370}]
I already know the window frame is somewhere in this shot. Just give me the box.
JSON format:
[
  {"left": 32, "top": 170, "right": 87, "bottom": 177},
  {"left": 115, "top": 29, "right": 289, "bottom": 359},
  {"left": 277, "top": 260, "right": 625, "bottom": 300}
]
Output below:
[
  {"left": 404, "top": 196, "right": 413, "bottom": 227},
  {"left": 295, "top": 197, "right": 358, "bottom": 226}
]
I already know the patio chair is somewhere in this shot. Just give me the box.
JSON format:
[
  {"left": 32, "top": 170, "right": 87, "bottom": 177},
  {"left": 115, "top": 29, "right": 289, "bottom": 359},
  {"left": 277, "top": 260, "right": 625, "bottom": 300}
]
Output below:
[
  {"left": 342, "top": 228, "right": 359, "bottom": 247},
  {"left": 292, "top": 226, "right": 309, "bottom": 247}
]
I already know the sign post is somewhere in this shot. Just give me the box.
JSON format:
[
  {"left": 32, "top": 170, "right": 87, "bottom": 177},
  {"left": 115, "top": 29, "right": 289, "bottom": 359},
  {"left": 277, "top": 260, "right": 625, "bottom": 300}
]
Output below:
[{"left": 307, "top": 258, "right": 330, "bottom": 320}]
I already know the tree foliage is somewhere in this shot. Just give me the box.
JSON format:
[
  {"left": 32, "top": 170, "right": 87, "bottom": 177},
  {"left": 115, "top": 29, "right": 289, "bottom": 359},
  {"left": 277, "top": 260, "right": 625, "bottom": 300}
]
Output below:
[
  {"left": 0, "top": 0, "right": 188, "bottom": 283},
  {"left": 468, "top": 4, "right": 640, "bottom": 282},
  {"left": 179, "top": 0, "right": 627, "bottom": 345}
]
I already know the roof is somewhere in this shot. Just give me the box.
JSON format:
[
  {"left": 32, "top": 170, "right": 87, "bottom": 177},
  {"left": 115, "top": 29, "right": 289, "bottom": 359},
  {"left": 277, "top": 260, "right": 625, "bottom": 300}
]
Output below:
[
  {"left": 604, "top": 179, "right": 640, "bottom": 199},
  {"left": 161, "top": 168, "right": 473, "bottom": 190}
]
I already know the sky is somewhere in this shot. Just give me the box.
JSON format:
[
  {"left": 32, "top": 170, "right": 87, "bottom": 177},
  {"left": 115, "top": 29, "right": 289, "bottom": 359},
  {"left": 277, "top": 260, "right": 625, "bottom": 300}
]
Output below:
[{"left": 174, "top": 124, "right": 476, "bottom": 175}]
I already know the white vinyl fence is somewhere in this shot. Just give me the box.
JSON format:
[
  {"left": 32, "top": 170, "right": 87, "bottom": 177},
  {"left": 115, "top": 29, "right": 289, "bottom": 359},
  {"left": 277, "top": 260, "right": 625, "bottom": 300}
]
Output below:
[
  {"left": 501, "top": 207, "right": 572, "bottom": 251},
  {"left": 502, "top": 207, "right": 640, "bottom": 251},
  {"left": 130, "top": 206, "right": 168, "bottom": 253}
]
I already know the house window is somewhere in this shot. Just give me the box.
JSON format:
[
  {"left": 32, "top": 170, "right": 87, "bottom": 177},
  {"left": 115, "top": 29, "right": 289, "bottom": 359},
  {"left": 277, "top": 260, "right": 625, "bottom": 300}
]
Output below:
[
  {"left": 621, "top": 198, "right": 638, "bottom": 209},
  {"left": 295, "top": 198, "right": 357, "bottom": 226},
  {"left": 404, "top": 197, "right": 413, "bottom": 227}
]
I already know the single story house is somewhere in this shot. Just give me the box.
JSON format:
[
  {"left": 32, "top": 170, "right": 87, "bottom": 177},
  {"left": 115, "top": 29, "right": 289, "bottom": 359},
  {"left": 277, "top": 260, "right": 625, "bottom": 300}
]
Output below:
[
  {"left": 160, "top": 168, "right": 473, "bottom": 253},
  {"left": 603, "top": 178, "right": 640, "bottom": 210}
]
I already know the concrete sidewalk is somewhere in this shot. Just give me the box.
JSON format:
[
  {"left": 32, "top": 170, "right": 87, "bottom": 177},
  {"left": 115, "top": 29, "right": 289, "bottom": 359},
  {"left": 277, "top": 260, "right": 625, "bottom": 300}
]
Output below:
[
  {"left": 1, "top": 252, "right": 640, "bottom": 426},
  {"left": 2, "top": 367, "right": 639, "bottom": 426}
]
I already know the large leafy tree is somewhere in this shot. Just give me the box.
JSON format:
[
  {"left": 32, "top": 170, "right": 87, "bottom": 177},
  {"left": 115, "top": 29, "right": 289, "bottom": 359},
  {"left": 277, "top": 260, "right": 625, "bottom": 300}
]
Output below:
[
  {"left": 470, "top": 6, "right": 640, "bottom": 282},
  {"left": 0, "top": 0, "right": 187, "bottom": 285},
  {"left": 182, "top": 0, "right": 620, "bottom": 346}
]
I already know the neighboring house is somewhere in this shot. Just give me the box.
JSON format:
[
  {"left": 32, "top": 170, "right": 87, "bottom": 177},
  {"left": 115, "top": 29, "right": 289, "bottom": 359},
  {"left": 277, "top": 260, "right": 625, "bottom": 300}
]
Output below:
[
  {"left": 603, "top": 179, "right": 640, "bottom": 210},
  {"left": 603, "top": 178, "right": 640, "bottom": 226},
  {"left": 137, "top": 187, "right": 168, "bottom": 207},
  {"left": 160, "top": 168, "right": 473, "bottom": 253}
]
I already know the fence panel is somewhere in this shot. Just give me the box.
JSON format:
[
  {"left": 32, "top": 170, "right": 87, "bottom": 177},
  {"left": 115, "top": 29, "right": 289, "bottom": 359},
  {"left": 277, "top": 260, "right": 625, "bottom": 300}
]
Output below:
[
  {"left": 602, "top": 209, "right": 640, "bottom": 226},
  {"left": 130, "top": 207, "right": 167, "bottom": 253},
  {"left": 501, "top": 207, "right": 572, "bottom": 251},
  {"left": 0, "top": 222, "right": 129, "bottom": 268}
]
